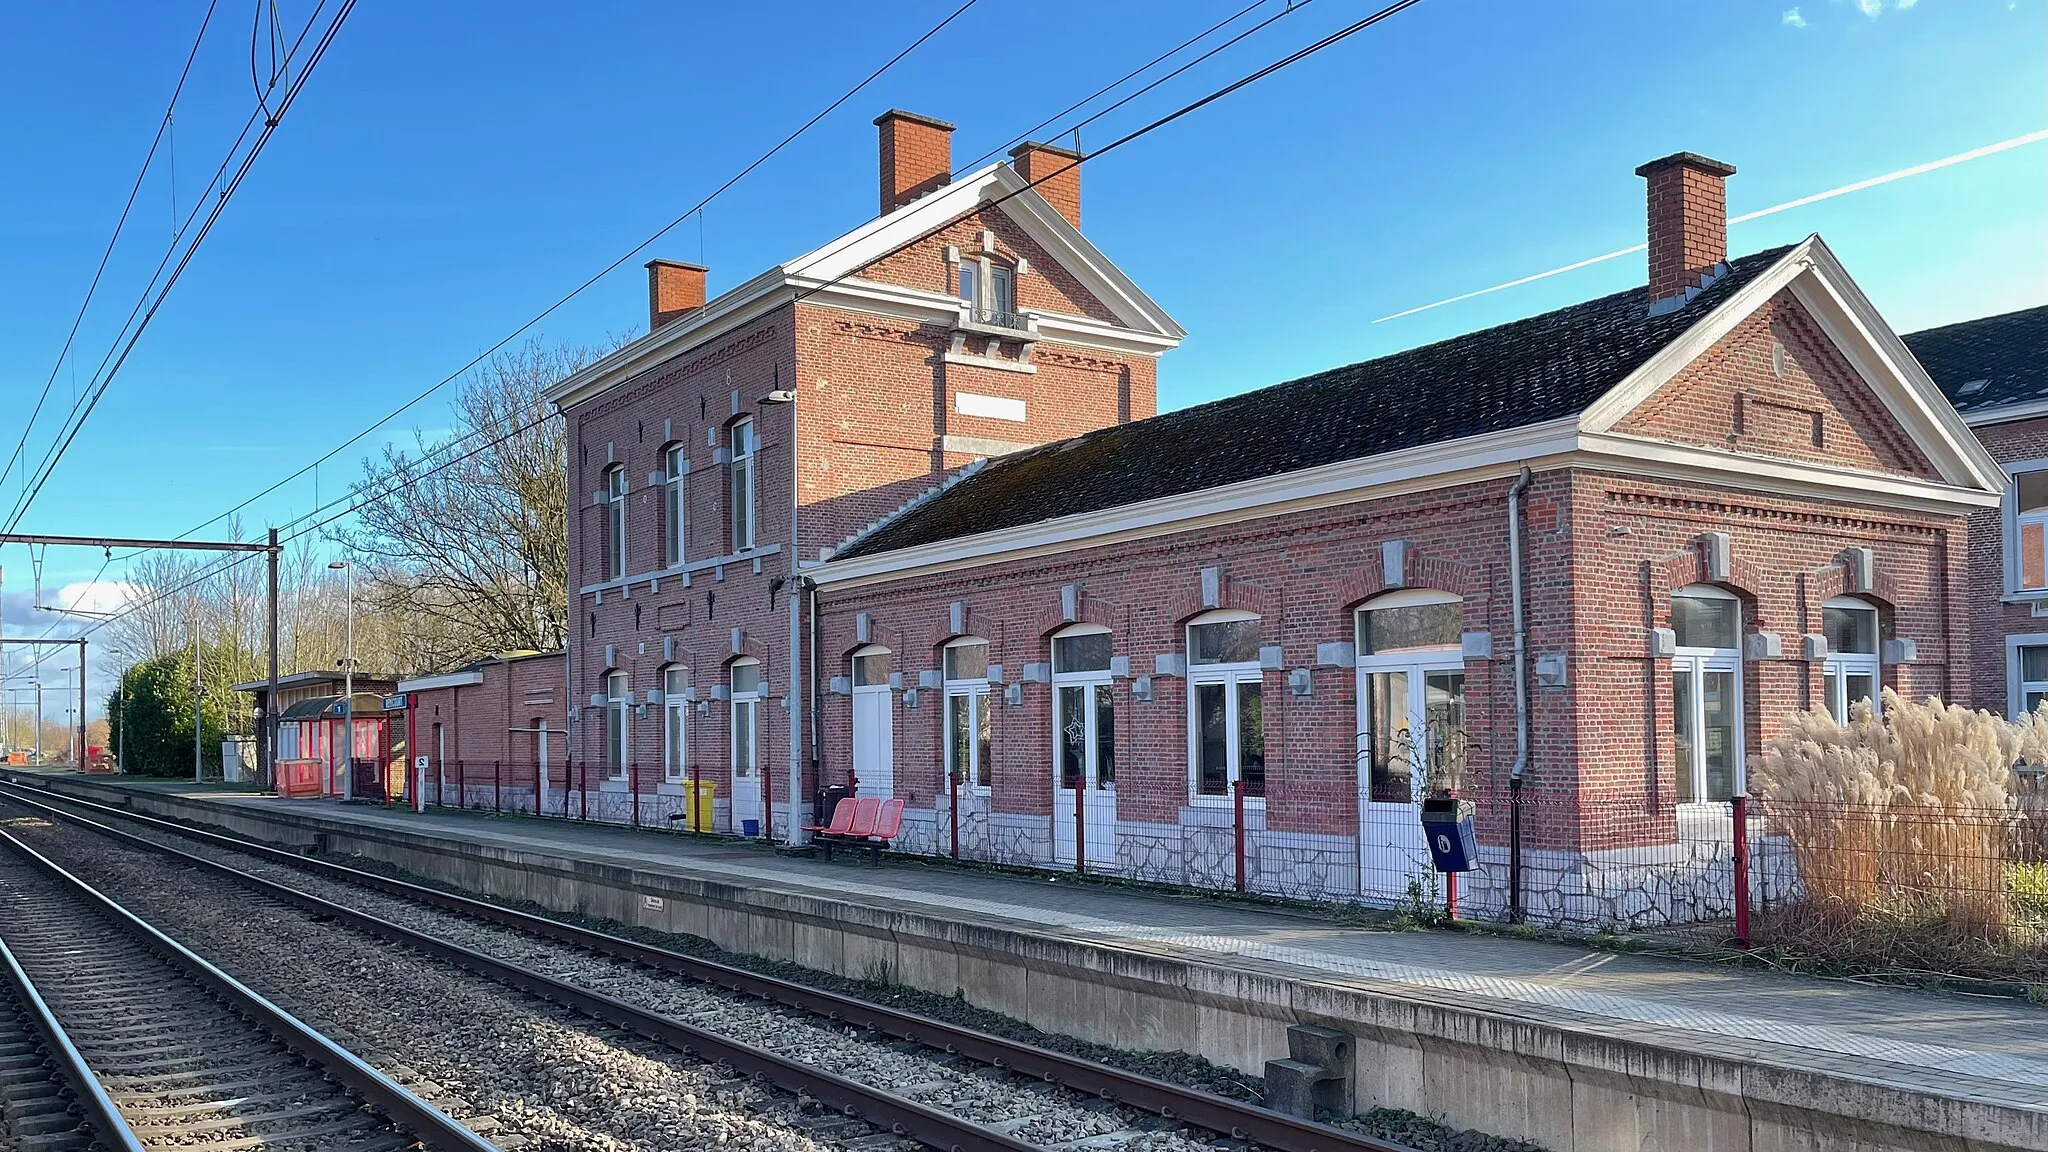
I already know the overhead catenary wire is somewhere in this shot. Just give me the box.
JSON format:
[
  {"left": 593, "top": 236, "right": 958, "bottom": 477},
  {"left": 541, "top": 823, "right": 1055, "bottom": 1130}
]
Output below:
[
  {"left": 86, "top": 0, "right": 1429, "bottom": 651},
  {"left": 1, "top": 0, "right": 358, "bottom": 537},
  {"left": 0, "top": 0, "right": 224, "bottom": 500},
  {"left": 161, "top": 0, "right": 985, "bottom": 549}
]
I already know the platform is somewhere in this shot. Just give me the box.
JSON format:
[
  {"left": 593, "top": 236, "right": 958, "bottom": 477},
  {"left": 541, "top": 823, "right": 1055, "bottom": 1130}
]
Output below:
[{"left": 7, "top": 769, "right": 2043, "bottom": 1152}]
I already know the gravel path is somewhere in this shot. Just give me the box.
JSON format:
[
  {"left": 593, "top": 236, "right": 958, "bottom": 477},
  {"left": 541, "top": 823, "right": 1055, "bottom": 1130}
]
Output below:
[{"left": 1, "top": 811, "right": 879, "bottom": 1152}]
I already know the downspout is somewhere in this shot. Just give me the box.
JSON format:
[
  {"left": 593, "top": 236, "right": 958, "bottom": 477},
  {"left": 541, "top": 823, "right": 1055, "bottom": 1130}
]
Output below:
[
  {"left": 1507, "top": 466, "right": 1533, "bottom": 923},
  {"left": 807, "top": 579, "right": 820, "bottom": 801}
]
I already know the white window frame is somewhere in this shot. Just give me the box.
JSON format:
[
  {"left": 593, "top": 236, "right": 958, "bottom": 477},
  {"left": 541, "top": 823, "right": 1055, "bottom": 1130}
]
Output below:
[
  {"left": 730, "top": 419, "right": 758, "bottom": 553},
  {"left": 1186, "top": 609, "right": 1265, "bottom": 805},
  {"left": 604, "top": 464, "right": 627, "bottom": 580},
  {"left": 664, "top": 444, "right": 687, "bottom": 568},
  {"left": 988, "top": 263, "right": 1015, "bottom": 318},
  {"left": 2007, "top": 634, "right": 2048, "bottom": 720},
  {"left": 1670, "top": 585, "right": 1745, "bottom": 804},
  {"left": 604, "top": 670, "right": 629, "bottom": 781},
  {"left": 662, "top": 665, "right": 688, "bottom": 783},
  {"left": 730, "top": 657, "right": 760, "bottom": 782},
  {"left": 1820, "top": 596, "right": 1881, "bottom": 722},
  {"left": 957, "top": 260, "right": 978, "bottom": 306},
  {"left": 1355, "top": 589, "right": 1466, "bottom": 806},
  {"left": 2003, "top": 458, "right": 2048, "bottom": 597},
  {"left": 1051, "top": 623, "right": 1115, "bottom": 796},
  {"left": 943, "top": 637, "right": 992, "bottom": 792}
]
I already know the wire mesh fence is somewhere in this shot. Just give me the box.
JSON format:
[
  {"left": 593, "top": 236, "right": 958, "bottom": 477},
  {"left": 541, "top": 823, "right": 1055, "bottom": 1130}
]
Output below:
[{"left": 387, "top": 756, "right": 2048, "bottom": 987}]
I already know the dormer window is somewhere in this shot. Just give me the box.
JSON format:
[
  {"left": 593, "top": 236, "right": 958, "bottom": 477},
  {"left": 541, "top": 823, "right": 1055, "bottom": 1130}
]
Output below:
[{"left": 953, "top": 252, "right": 1023, "bottom": 331}]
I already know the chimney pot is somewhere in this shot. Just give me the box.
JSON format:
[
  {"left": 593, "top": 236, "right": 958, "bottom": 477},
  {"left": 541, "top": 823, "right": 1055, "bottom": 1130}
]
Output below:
[
  {"left": 1636, "top": 151, "right": 1736, "bottom": 306},
  {"left": 1008, "top": 141, "right": 1083, "bottom": 229},
  {"left": 875, "top": 109, "right": 955, "bottom": 216},
  {"left": 646, "top": 260, "right": 708, "bottom": 331}
]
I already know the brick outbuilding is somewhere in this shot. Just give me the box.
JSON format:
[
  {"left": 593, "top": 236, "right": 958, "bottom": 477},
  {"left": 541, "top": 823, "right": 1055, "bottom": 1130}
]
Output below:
[{"left": 806, "top": 155, "right": 2005, "bottom": 918}]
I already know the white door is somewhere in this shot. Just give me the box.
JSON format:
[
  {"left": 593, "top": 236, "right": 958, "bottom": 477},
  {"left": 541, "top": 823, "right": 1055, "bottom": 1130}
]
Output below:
[
  {"left": 852, "top": 685, "right": 893, "bottom": 799},
  {"left": 730, "top": 659, "right": 763, "bottom": 835},
  {"left": 1051, "top": 679, "right": 1116, "bottom": 868},
  {"left": 1357, "top": 660, "right": 1466, "bottom": 902}
]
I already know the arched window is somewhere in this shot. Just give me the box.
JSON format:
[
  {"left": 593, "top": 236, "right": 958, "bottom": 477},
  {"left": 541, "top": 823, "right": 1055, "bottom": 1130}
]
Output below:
[
  {"left": 850, "top": 645, "right": 894, "bottom": 799},
  {"left": 661, "top": 665, "right": 689, "bottom": 782},
  {"left": 1187, "top": 610, "right": 1263, "bottom": 799},
  {"left": 663, "top": 444, "right": 687, "bottom": 568},
  {"left": 604, "top": 465, "right": 627, "bottom": 580},
  {"left": 1670, "top": 585, "right": 1743, "bottom": 802},
  {"left": 730, "top": 658, "right": 760, "bottom": 787},
  {"left": 1356, "top": 590, "right": 1466, "bottom": 805},
  {"left": 604, "top": 670, "right": 629, "bottom": 780},
  {"left": 729, "top": 419, "right": 758, "bottom": 552},
  {"left": 1822, "top": 596, "right": 1880, "bottom": 721},
  {"left": 943, "top": 637, "right": 992, "bottom": 790}
]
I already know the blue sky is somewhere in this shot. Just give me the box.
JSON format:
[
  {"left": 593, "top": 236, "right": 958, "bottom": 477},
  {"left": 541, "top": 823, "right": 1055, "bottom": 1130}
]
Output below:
[{"left": 0, "top": 0, "right": 2042, "bottom": 693}]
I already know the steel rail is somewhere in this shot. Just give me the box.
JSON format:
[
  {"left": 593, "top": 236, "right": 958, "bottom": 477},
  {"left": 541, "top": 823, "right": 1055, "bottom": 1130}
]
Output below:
[
  {"left": 0, "top": 931, "right": 147, "bottom": 1152},
  {"left": 0, "top": 784, "right": 1044, "bottom": 1152},
  {"left": 0, "top": 775, "right": 1419, "bottom": 1152},
  {"left": 0, "top": 820, "right": 501, "bottom": 1152}
]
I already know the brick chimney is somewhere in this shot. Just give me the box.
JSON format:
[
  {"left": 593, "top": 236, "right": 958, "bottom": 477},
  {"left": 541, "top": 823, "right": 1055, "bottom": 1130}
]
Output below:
[
  {"left": 876, "top": 109, "right": 954, "bottom": 216},
  {"left": 646, "top": 259, "right": 707, "bottom": 331},
  {"left": 1636, "top": 152, "right": 1736, "bottom": 308},
  {"left": 1008, "top": 141, "right": 1083, "bottom": 229}
]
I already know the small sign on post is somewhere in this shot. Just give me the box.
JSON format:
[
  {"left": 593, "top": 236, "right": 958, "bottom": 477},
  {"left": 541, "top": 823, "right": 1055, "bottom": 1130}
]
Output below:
[{"left": 381, "top": 694, "right": 408, "bottom": 711}]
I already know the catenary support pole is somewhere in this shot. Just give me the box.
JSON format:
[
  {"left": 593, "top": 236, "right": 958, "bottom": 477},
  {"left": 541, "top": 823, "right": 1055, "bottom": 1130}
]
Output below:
[
  {"left": 77, "top": 640, "right": 86, "bottom": 770},
  {"left": 266, "top": 527, "right": 280, "bottom": 791}
]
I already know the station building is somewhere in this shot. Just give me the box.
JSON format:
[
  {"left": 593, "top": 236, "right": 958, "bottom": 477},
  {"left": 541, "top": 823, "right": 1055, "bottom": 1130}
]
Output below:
[{"left": 547, "top": 111, "right": 2007, "bottom": 916}]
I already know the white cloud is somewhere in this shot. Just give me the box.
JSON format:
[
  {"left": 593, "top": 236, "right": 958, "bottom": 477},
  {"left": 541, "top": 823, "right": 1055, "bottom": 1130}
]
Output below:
[
  {"left": 1896, "top": 0, "right": 1917, "bottom": 8},
  {"left": 1856, "top": 0, "right": 1883, "bottom": 15},
  {"left": 1783, "top": 7, "right": 1809, "bottom": 25},
  {"left": 44, "top": 581, "right": 134, "bottom": 618}
]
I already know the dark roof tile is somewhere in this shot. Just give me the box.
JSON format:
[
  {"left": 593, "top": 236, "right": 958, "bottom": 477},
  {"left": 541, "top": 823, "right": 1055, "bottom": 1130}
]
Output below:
[
  {"left": 1902, "top": 304, "right": 2048, "bottom": 414},
  {"left": 839, "top": 246, "right": 1795, "bottom": 560}
]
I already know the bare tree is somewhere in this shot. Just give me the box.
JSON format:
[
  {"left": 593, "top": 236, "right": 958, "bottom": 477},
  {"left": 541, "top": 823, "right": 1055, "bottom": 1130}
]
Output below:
[{"left": 339, "top": 339, "right": 610, "bottom": 672}]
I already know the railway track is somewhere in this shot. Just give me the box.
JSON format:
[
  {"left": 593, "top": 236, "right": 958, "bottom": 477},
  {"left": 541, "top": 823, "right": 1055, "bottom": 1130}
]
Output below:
[
  {"left": 0, "top": 922, "right": 125, "bottom": 1152},
  {"left": 0, "top": 779, "right": 1422, "bottom": 1152},
  {"left": 0, "top": 815, "right": 496, "bottom": 1152}
]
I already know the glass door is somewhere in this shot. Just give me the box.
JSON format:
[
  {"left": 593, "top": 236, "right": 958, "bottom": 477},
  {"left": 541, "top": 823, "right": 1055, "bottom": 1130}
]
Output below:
[
  {"left": 1051, "top": 680, "right": 1116, "bottom": 867},
  {"left": 1357, "top": 660, "right": 1466, "bottom": 901}
]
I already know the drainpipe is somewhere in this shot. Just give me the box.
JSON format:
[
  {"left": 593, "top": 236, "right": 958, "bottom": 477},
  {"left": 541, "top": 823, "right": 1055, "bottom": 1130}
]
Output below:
[
  {"left": 1507, "top": 466, "right": 1533, "bottom": 923},
  {"left": 807, "top": 579, "right": 820, "bottom": 802}
]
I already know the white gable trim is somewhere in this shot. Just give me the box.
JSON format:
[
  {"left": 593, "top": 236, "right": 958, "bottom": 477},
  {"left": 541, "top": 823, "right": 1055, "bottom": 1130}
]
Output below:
[
  {"left": 1962, "top": 400, "right": 2048, "bottom": 428},
  {"left": 546, "top": 163, "right": 1182, "bottom": 412},
  {"left": 1578, "top": 236, "right": 2004, "bottom": 495},
  {"left": 812, "top": 420, "right": 1996, "bottom": 589}
]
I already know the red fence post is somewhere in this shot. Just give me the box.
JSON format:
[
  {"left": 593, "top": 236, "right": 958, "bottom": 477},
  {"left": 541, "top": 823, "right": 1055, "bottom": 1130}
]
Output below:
[
  {"left": 949, "top": 766, "right": 960, "bottom": 860},
  {"left": 578, "top": 761, "right": 588, "bottom": 821},
  {"left": 493, "top": 760, "right": 502, "bottom": 813},
  {"left": 456, "top": 760, "right": 466, "bottom": 809},
  {"left": 691, "top": 765, "right": 702, "bottom": 834},
  {"left": 1732, "top": 793, "right": 1751, "bottom": 947},
  {"left": 1074, "top": 780, "right": 1086, "bottom": 876},
  {"left": 1233, "top": 779, "right": 1247, "bottom": 893},
  {"left": 631, "top": 763, "right": 641, "bottom": 828},
  {"left": 1444, "top": 786, "right": 1459, "bottom": 922}
]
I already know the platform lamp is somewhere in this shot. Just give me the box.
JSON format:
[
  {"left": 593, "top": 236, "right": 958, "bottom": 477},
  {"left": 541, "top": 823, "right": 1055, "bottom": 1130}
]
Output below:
[
  {"left": 329, "top": 559, "right": 354, "bottom": 801},
  {"left": 758, "top": 381, "right": 805, "bottom": 847}
]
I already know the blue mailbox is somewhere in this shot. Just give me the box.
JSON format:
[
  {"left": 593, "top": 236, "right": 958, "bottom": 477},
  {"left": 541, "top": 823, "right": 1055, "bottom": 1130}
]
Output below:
[{"left": 1419, "top": 796, "right": 1478, "bottom": 873}]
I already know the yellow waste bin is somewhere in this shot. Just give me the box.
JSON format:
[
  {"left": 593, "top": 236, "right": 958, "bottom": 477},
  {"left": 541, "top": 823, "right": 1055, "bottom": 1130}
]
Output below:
[{"left": 682, "top": 779, "right": 718, "bottom": 832}]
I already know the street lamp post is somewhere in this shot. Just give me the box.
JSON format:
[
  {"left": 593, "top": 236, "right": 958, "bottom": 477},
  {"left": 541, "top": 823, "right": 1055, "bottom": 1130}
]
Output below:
[
  {"left": 329, "top": 560, "right": 355, "bottom": 801},
  {"left": 759, "top": 384, "right": 806, "bottom": 847}
]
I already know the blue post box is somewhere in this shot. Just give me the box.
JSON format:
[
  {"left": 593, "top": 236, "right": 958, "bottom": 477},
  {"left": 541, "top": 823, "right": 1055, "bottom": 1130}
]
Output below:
[{"left": 1419, "top": 796, "right": 1478, "bottom": 873}]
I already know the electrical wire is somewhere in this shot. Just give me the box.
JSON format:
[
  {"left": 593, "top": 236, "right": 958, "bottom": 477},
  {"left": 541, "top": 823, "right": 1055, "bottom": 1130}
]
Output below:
[
  {"left": 162, "top": 0, "right": 984, "bottom": 548},
  {"left": 0, "top": 0, "right": 223, "bottom": 499},
  {"left": 81, "top": 0, "right": 1429, "bottom": 651},
  {"left": 2, "top": 0, "right": 358, "bottom": 536}
]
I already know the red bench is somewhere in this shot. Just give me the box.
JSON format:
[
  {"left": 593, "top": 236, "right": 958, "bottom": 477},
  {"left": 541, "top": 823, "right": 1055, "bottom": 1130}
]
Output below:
[{"left": 814, "top": 796, "right": 904, "bottom": 864}]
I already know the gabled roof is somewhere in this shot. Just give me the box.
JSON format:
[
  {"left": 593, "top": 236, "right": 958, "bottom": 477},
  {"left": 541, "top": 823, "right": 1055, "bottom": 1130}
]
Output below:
[
  {"left": 1903, "top": 304, "right": 2048, "bottom": 418},
  {"left": 826, "top": 236, "right": 2004, "bottom": 575},
  {"left": 546, "top": 163, "right": 1182, "bottom": 411},
  {"left": 837, "top": 247, "right": 1793, "bottom": 559}
]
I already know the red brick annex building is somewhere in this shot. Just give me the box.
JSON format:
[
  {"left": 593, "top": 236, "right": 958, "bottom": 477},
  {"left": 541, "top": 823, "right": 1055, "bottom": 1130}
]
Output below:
[{"left": 546, "top": 113, "right": 2004, "bottom": 921}]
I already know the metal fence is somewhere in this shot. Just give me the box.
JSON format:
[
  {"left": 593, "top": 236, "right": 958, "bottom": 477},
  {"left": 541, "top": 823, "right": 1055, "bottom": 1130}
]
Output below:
[{"left": 395, "top": 760, "right": 2048, "bottom": 986}]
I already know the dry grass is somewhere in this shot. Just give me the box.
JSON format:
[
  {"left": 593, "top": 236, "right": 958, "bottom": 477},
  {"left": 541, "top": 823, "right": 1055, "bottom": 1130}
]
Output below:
[{"left": 1750, "top": 690, "right": 2043, "bottom": 978}]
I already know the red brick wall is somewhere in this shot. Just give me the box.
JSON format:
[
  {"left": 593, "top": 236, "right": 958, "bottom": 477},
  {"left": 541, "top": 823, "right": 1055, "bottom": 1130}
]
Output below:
[
  {"left": 1617, "top": 290, "right": 1938, "bottom": 479},
  {"left": 406, "top": 654, "right": 567, "bottom": 772},
  {"left": 1965, "top": 414, "right": 2048, "bottom": 715},
  {"left": 856, "top": 205, "right": 1120, "bottom": 324}
]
